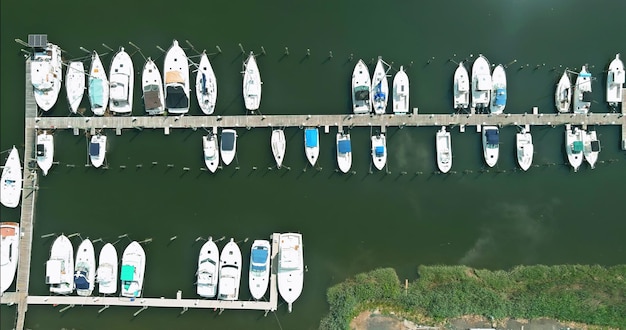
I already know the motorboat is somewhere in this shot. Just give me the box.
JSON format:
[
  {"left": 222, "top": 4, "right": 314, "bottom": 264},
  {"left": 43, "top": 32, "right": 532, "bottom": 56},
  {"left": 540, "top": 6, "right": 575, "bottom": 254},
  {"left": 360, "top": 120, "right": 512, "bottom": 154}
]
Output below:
[
  {"left": 607, "top": 54, "right": 624, "bottom": 108},
  {"left": 31, "top": 41, "right": 62, "bottom": 111},
  {"left": 471, "top": 54, "right": 492, "bottom": 110},
  {"left": 248, "top": 239, "right": 270, "bottom": 300},
  {"left": 370, "top": 133, "right": 387, "bottom": 171},
  {"left": 453, "top": 62, "right": 470, "bottom": 110},
  {"left": 89, "top": 134, "right": 107, "bottom": 168},
  {"left": 109, "top": 47, "right": 134, "bottom": 115},
  {"left": 120, "top": 241, "right": 146, "bottom": 298},
  {"left": 573, "top": 65, "right": 592, "bottom": 114},
  {"left": 197, "top": 237, "right": 220, "bottom": 298},
  {"left": 218, "top": 238, "right": 242, "bottom": 301},
  {"left": 565, "top": 124, "right": 584, "bottom": 172},
  {"left": 142, "top": 57, "right": 165, "bottom": 115},
  {"left": 371, "top": 57, "right": 389, "bottom": 114},
  {"left": 0, "top": 222, "right": 19, "bottom": 295},
  {"left": 74, "top": 239, "right": 96, "bottom": 296},
  {"left": 352, "top": 59, "right": 371, "bottom": 114},
  {"left": 277, "top": 233, "right": 304, "bottom": 313},
  {"left": 97, "top": 242, "right": 118, "bottom": 295},
  {"left": 36, "top": 130, "right": 54, "bottom": 176},
  {"left": 203, "top": 132, "right": 220, "bottom": 173},
  {"left": 482, "top": 126, "right": 499, "bottom": 168},
  {"left": 243, "top": 52, "right": 262, "bottom": 111},
  {"left": 271, "top": 129, "right": 286, "bottom": 169},
  {"left": 392, "top": 66, "right": 409, "bottom": 114},
  {"left": 583, "top": 128, "right": 601, "bottom": 169},
  {"left": 336, "top": 132, "right": 352, "bottom": 173},
  {"left": 88, "top": 51, "right": 109, "bottom": 116},
  {"left": 304, "top": 127, "right": 320, "bottom": 167},
  {"left": 516, "top": 129, "right": 534, "bottom": 171},
  {"left": 65, "top": 61, "right": 85, "bottom": 113},
  {"left": 163, "top": 40, "right": 190, "bottom": 114},
  {"left": 196, "top": 52, "right": 218, "bottom": 115},
  {"left": 489, "top": 64, "right": 507, "bottom": 114},
  {"left": 46, "top": 234, "right": 74, "bottom": 295},
  {"left": 435, "top": 126, "right": 452, "bottom": 173},
  {"left": 555, "top": 71, "right": 572, "bottom": 113},
  {"left": 1, "top": 146, "right": 22, "bottom": 209},
  {"left": 220, "top": 129, "right": 237, "bottom": 166}
]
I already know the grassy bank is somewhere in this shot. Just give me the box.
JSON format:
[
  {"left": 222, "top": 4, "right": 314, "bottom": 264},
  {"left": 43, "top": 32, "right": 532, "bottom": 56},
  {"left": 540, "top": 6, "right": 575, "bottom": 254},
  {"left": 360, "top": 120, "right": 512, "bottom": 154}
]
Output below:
[{"left": 319, "top": 265, "right": 626, "bottom": 329}]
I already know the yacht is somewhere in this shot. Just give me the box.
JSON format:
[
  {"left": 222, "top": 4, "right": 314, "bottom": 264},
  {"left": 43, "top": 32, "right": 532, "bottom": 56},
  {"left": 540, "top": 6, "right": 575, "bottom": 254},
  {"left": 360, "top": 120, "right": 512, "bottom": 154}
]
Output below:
[
  {"left": 392, "top": 66, "right": 409, "bottom": 114},
  {"left": 243, "top": 52, "right": 262, "bottom": 111},
  {"left": 453, "top": 62, "right": 470, "bottom": 110},
  {"left": 88, "top": 51, "right": 109, "bottom": 116},
  {"left": 74, "top": 239, "right": 96, "bottom": 296},
  {"left": 197, "top": 237, "right": 220, "bottom": 298},
  {"left": 248, "top": 240, "right": 271, "bottom": 300},
  {"left": 65, "top": 61, "right": 85, "bottom": 113},
  {"left": 31, "top": 41, "right": 62, "bottom": 111},
  {"left": 120, "top": 241, "right": 146, "bottom": 298},
  {"left": 97, "top": 243, "right": 118, "bottom": 295},
  {"left": 36, "top": 130, "right": 54, "bottom": 176},
  {"left": 583, "top": 128, "right": 601, "bottom": 169},
  {"left": 109, "top": 47, "right": 134, "bottom": 115},
  {"left": 516, "top": 129, "right": 534, "bottom": 171},
  {"left": 370, "top": 133, "right": 387, "bottom": 171},
  {"left": 277, "top": 233, "right": 304, "bottom": 313},
  {"left": 565, "top": 125, "right": 584, "bottom": 172},
  {"left": 142, "top": 57, "right": 165, "bottom": 115},
  {"left": 606, "top": 54, "right": 624, "bottom": 108},
  {"left": 163, "top": 40, "right": 190, "bottom": 114},
  {"left": 435, "top": 126, "right": 452, "bottom": 174},
  {"left": 89, "top": 134, "right": 107, "bottom": 168},
  {"left": 471, "top": 54, "right": 492, "bottom": 110},
  {"left": 371, "top": 57, "right": 389, "bottom": 114},
  {"left": 555, "top": 71, "right": 572, "bottom": 113},
  {"left": 218, "top": 238, "right": 242, "bottom": 301},
  {"left": 352, "top": 59, "right": 371, "bottom": 114},
  {"left": 482, "top": 126, "right": 499, "bottom": 168},
  {"left": 0, "top": 222, "right": 19, "bottom": 295},
  {"left": 573, "top": 65, "right": 592, "bottom": 114},
  {"left": 46, "top": 234, "right": 74, "bottom": 295},
  {"left": 1, "top": 146, "right": 22, "bottom": 209},
  {"left": 220, "top": 129, "right": 237, "bottom": 166},
  {"left": 489, "top": 64, "right": 507, "bottom": 114},
  {"left": 203, "top": 132, "right": 220, "bottom": 173},
  {"left": 336, "top": 132, "right": 352, "bottom": 173},
  {"left": 196, "top": 52, "right": 218, "bottom": 115},
  {"left": 271, "top": 129, "right": 286, "bottom": 169},
  {"left": 304, "top": 127, "right": 320, "bottom": 167}
]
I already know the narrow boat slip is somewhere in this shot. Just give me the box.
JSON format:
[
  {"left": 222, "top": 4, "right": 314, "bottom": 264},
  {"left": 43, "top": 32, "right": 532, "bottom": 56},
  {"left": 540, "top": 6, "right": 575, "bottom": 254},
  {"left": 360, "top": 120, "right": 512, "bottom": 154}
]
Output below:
[
  {"left": 163, "top": 40, "right": 190, "bottom": 114},
  {"left": 1, "top": 146, "right": 22, "bottom": 208},
  {"left": 0, "top": 222, "right": 20, "bottom": 295},
  {"left": 243, "top": 52, "right": 261, "bottom": 111},
  {"left": 352, "top": 59, "right": 371, "bottom": 114},
  {"left": 196, "top": 52, "right": 218, "bottom": 115},
  {"left": 142, "top": 58, "right": 165, "bottom": 115},
  {"left": 88, "top": 51, "right": 109, "bottom": 116},
  {"left": 271, "top": 129, "right": 286, "bottom": 169},
  {"left": 392, "top": 66, "right": 410, "bottom": 114}
]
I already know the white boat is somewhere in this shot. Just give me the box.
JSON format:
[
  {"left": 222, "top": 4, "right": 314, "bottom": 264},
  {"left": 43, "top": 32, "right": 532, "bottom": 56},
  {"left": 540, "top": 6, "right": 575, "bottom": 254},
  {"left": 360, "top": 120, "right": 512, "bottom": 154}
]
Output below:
[
  {"left": 31, "top": 42, "right": 62, "bottom": 111},
  {"left": 74, "top": 239, "right": 96, "bottom": 296},
  {"left": 65, "top": 61, "right": 85, "bottom": 113},
  {"left": 120, "top": 241, "right": 146, "bottom": 298},
  {"left": 453, "top": 62, "right": 470, "bottom": 110},
  {"left": 471, "top": 55, "right": 492, "bottom": 110},
  {"left": 109, "top": 47, "right": 134, "bottom": 115},
  {"left": 97, "top": 243, "right": 118, "bottom": 295},
  {"left": 218, "top": 238, "right": 242, "bottom": 301},
  {"left": 489, "top": 64, "right": 507, "bottom": 114},
  {"left": 271, "top": 129, "right": 286, "bottom": 169},
  {"left": 277, "top": 233, "right": 304, "bottom": 313},
  {"left": 482, "top": 126, "right": 499, "bottom": 168},
  {"left": 352, "top": 59, "right": 372, "bottom": 114},
  {"left": 46, "top": 234, "right": 74, "bottom": 295},
  {"left": 196, "top": 52, "right": 218, "bottom": 115},
  {"left": 88, "top": 51, "right": 109, "bottom": 116},
  {"left": 371, "top": 133, "right": 387, "bottom": 171},
  {"left": 392, "top": 66, "right": 409, "bottom": 114},
  {"left": 36, "top": 130, "right": 54, "bottom": 176},
  {"left": 516, "top": 129, "right": 534, "bottom": 171},
  {"left": 203, "top": 133, "right": 220, "bottom": 173},
  {"left": 565, "top": 125, "right": 584, "bottom": 172},
  {"left": 304, "top": 127, "right": 320, "bottom": 167},
  {"left": 220, "top": 129, "right": 237, "bottom": 166},
  {"left": 248, "top": 239, "right": 271, "bottom": 300},
  {"left": 0, "top": 222, "right": 19, "bottom": 295},
  {"left": 555, "top": 71, "right": 572, "bottom": 113},
  {"left": 243, "top": 52, "right": 262, "bottom": 111},
  {"left": 89, "top": 134, "right": 107, "bottom": 168},
  {"left": 435, "top": 126, "right": 452, "bottom": 174},
  {"left": 607, "top": 54, "right": 624, "bottom": 108},
  {"left": 142, "top": 58, "right": 165, "bottom": 115},
  {"left": 336, "top": 132, "right": 352, "bottom": 173},
  {"left": 573, "top": 65, "right": 592, "bottom": 114},
  {"left": 163, "top": 40, "right": 190, "bottom": 114},
  {"left": 583, "top": 129, "right": 601, "bottom": 169},
  {"left": 1, "top": 146, "right": 22, "bottom": 209},
  {"left": 371, "top": 57, "right": 389, "bottom": 114},
  {"left": 197, "top": 237, "right": 220, "bottom": 298}
]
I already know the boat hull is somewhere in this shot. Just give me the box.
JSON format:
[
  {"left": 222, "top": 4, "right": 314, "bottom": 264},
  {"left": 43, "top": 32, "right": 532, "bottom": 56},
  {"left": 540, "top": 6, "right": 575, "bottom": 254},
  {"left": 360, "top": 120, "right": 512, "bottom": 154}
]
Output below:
[
  {"left": 352, "top": 59, "right": 371, "bottom": 114},
  {"left": 471, "top": 55, "right": 492, "bottom": 110},
  {"left": 277, "top": 233, "right": 304, "bottom": 312},
  {"left": 164, "top": 40, "right": 190, "bottom": 114},
  {"left": 74, "top": 239, "right": 96, "bottom": 296},
  {"left": 97, "top": 243, "right": 118, "bottom": 295},
  {"left": 516, "top": 131, "right": 534, "bottom": 171},
  {"left": 482, "top": 126, "right": 499, "bottom": 168},
  {"left": 220, "top": 129, "right": 237, "bottom": 166},
  {"left": 573, "top": 66, "right": 592, "bottom": 114},
  {"left": 89, "top": 135, "right": 107, "bottom": 168},
  {"left": 36, "top": 131, "right": 54, "bottom": 176},
  {"left": 197, "top": 238, "right": 219, "bottom": 298},
  {"left": 489, "top": 64, "right": 507, "bottom": 114},
  {"left": 392, "top": 66, "right": 410, "bottom": 114},
  {"left": 89, "top": 52, "right": 109, "bottom": 116},
  {"left": 371, "top": 58, "right": 389, "bottom": 114},
  {"left": 565, "top": 125, "right": 583, "bottom": 172},
  {"left": 218, "top": 239, "right": 242, "bottom": 301},
  {"left": 606, "top": 54, "right": 624, "bottom": 106},
  {"left": 555, "top": 72, "right": 572, "bottom": 113},
  {"left": 243, "top": 53, "right": 262, "bottom": 111},
  {"left": 271, "top": 129, "right": 286, "bottom": 169},
  {"left": 583, "top": 129, "right": 600, "bottom": 169},
  {"left": 436, "top": 127, "right": 452, "bottom": 173},
  {"left": 196, "top": 53, "right": 218, "bottom": 115},
  {"left": 371, "top": 134, "right": 387, "bottom": 171},
  {"left": 120, "top": 241, "right": 146, "bottom": 298},
  {"left": 47, "top": 235, "right": 74, "bottom": 295},
  {"left": 304, "top": 128, "right": 320, "bottom": 167},
  {"left": 142, "top": 58, "right": 165, "bottom": 115},
  {"left": 31, "top": 43, "right": 63, "bottom": 111},
  {"left": 109, "top": 48, "right": 134, "bottom": 115},
  {"left": 249, "top": 240, "right": 271, "bottom": 300},
  {"left": 203, "top": 134, "right": 220, "bottom": 173},
  {"left": 1, "top": 146, "right": 22, "bottom": 208},
  {"left": 336, "top": 133, "right": 352, "bottom": 173},
  {"left": 65, "top": 61, "right": 85, "bottom": 113},
  {"left": 453, "top": 62, "right": 469, "bottom": 110},
  {"left": 0, "top": 222, "right": 19, "bottom": 295}
]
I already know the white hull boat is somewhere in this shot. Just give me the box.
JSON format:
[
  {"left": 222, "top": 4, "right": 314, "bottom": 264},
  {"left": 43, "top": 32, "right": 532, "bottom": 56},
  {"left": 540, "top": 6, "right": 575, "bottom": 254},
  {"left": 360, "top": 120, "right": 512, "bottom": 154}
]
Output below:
[
  {"left": 142, "top": 58, "right": 165, "bottom": 115},
  {"left": 163, "top": 40, "right": 190, "bottom": 114},
  {"left": 583, "top": 129, "right": 600, "bottom": 169},
  {"left": 203, "top": 133, "right": 220, "bottom": 173},
  {"left": 436, "top": 126, "right": 452, "bottom": 173},
  {"left": 97, "top": 243, "right": 118, "bottom": 295},
  {"left": 218, "top": 238, "right": 242, "bottom": 301},
  {"left": 88, "top": 51, "right": 109, "bottom": 116},
  {"left": 47, "top": 234, "right": 74, "bottom": 295},
  {"left": 304, "top": 127, "right": 320, "bottom": 167},
  {"left": 392, "top": 66, "right": 409, "bottom": 114},
  {"left": 482, "top": 126, "right": 499, "bottom": 168},
  {"left": 371, "top": 133, "right": 387, "bottom": 171},
  {"left": 65, "top": 61, "right": 85, "bottom": 113},
  {"left": 555, "top": 71, "right": 572, "bottom": 113},
  {"left": 371, "top": 58, "right": 389, "bottom": 114},
  {"left": 248, "top": 240, "right": 270, "bottom": 300},
  {"left": 120, "top": 241, "right": 146, "bottom": 298},
  {"left": 516, "top": 129, "right": 534, "bottom": 171},
  {"left": 573, "top": 65, "right": 592, "bottom": 114},
  {"left": 271, "top": 129, "right": 286, "bottom": 169},
  {"left": 565, "top": 125, "right": 584, "bottom": 172},
  {"left": 1, "top": 222, "right": 19, "bottom": 295},
  {"left": 471, "top": 55, "right": 492, "bottom": 110},
  {"left": 196, "top": 52, "right": 218, "bottom": 115},
  {"left": 36, "top": 130, "right": 54, "bottom": 176},
  {"left": 220, "top": 129, "right": 237, "bottom": 166},
  {"left": 89, "top": 134, "right": 107, "bottom": 168},
  {"left": 277, "top": 233, "right": 304, "bottom": 313},
  {"left": 453, "top": 62, "right": 470, "bottom": 110},
  {"left": 197, "top": 237, "right": 219, "bottom": 298},
  {"left": 352, "top": 59, "right": 372, "bottom": 114},
  {"left": 607, "top": 54, "right": 624, "bottom": 108},
  {"left": 31, "top": 42, "right": 62, "bottom": 111},
  {"left": 490, "top": 64, "right": 507, "bottom": 114},
  {"left": 109, "top": 47, "right": 134, "bottom": 115},
  {"left": 243, "top": 52, "right": 262, "bottom": 111},
  {"left": 336, "top": 132, "right": 352, "bottom": 173},
  {"left": 74, "top": 239, "right": 96, "bottom": 296},
  {"left": 1, "top": 146, "right": 22, "bottom": 208}
]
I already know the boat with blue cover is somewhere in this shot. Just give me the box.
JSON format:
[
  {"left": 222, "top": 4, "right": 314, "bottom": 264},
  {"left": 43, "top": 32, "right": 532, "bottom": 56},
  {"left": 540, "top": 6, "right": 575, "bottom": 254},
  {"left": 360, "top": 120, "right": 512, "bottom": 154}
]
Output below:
[
  {"left": 352, "top": 59, "right": 371, "bottom": 114},
  {"left": 89, "top": 134, "right": 107, "bottom": 168},
  {"left": 163, "top": 40, "right": 190, "bottom": 114},
  {"left": 573, "top": 65, "right": 592, "bottom": 114},
  {"left": 74, "top": 238, "right": 96, "bottom": 296},
  {"left": 218, "top": 238, "right": 242, "bottom": 301},
  {"left": 197, "top": 237, "right": 220, "bottom": 298},
  {"left": 120, "top": 241, "right": 146, "bottom": 298},
  {"left": 220, "top": 129, "right": 237, "bottom": 166},
  {"left": 196, "top": 51, "right": 218, "bottom": 115},
  {"left": 248, "top": 240, "right": 271, "bottom": 300},
  {"left": 371, "top": 133, "right": 387, "bottom": 171},
  {"left": 88, "top": 51, "right": 109, "bottom": 116},
  {"left": 336, "top": 132, "right": 352, "bottom": 173},
  {"left": 490, "top": 64, "right": 507, "bottom": 114},
  {"left": 304, "top": 127, "right": 319, "bottom": 166},
  {"left": 371, "top": 57, "right": 389, "bottom": 114},
  {"left": 482, "top": 126, "right": 499, "bottom": 167}
]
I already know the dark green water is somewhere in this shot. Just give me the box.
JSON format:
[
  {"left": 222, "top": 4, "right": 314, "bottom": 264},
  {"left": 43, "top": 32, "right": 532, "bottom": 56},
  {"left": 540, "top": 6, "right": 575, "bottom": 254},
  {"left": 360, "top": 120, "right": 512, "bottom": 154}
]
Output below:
[{"left": 2, "top": 0, "right": 626, "bottom": 329}]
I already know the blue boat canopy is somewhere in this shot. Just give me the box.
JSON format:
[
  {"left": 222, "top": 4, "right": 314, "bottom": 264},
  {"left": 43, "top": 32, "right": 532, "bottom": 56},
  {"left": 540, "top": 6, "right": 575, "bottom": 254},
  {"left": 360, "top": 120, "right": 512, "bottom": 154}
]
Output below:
[
  {"left": 88, "top": 78, "right": 104, "bottom": 107},
  {"left": 74, "top": 271, "right": 89, "bottom": 289},
  {"left": 89, "top": 142, "right": 99, "bottom": 156},
  {"left": 573, "top": 141, "right": 583, "bottom": 152},
  {"left": 375, "top": 146, "right": 385, "bottom": 157},
  {"left": 338, "top": 139, "right": 351, "bottom": 153},
  {"left": 305, "top": 129, "right": 318, "bottom": 147},
  {"left": 486, "top": 129, "right": 499, "bottom": 145},
  {"left": 120, "top": 265, "right": 135, "bottom": 281},
  {"left": 251, "top": 247, "right": 269, "bottom": 264},
  {"left": 494, "top": 88, "right": 507, "bottom": 106},
  {"left": 579, "top": 72, "right": 591, "bottom": 78},
  {"left": 374, "top": 82, "right": 386, "bottom": 101}
]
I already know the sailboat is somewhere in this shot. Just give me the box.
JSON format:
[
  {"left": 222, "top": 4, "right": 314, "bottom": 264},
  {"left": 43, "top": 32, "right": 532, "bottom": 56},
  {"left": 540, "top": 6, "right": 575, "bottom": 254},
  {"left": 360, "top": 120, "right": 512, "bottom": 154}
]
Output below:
[
  {"left": 583, "top": 128, "right": 601, "bottom": 169},
  {"left": 218, "top": 238, "right": 242, "bottom": 301},
  {"left": 220, "top": 129, "right": 237, "bottom": 166},
  {"left": 142, "top": 58, "right": 165, "bottom": 115},
  {"left": 36, "top": 130, "right": 54, "bottom": 176},
  {"left": 436, "top": 126, "right": 452, "bottom": 174},
  {"left": 453, "top": 62, "right": 470, "bottom": 110},
  {"left": 271, "top": 129, "right": 286, "bottom": 169},
  {"left": 371, "top": 57, "right": 389, "bottom": 114},
  {"left": 74, "top": 239, "right": 96, "bottom": 296},
  {"left": 277, "top": 233, "right": 304, "bottom": 313},
  {"left": 243, "top": 52, "right": 262, "bottom": 111},
  {"left": 352, "top": 59, "right": 371, "bottom": 114},
  {"left": 370, "top": 133, "right": 387, "bottom": 171},
  {"left": 65, "top": 61, "right": 85, "bottom": 114},
  {"left": 565, "top": 125, "right": 583, "bottom": 172},
  {"left": 1, "top": 146, "right": 22, "bottom": 209},
  {"left": 196, "top": 52, "right": 218, "bottom": 115},
  {"left": 304, "top": 127, "right": 320, "bottom": 167},
  {"left": 555, "top": 71, "right": 572, "bottom": 113},
  {"left": 203, "top": 132, "right": 220, "bottom": 173},
  {"left": 516, "top": 129, "right": 534, "bottom": 171},
  {"left": 336, "top": 132, "right": 352, "bottom": 173},
  {"left": 482, "top": 126, "right": 499, "bottom": 168},
  {"left": 109, "top": 47, "right": 134, "bottom": 115},
  {"left": 248, "top": 240, "right": 271, "bottom": 300},
  {"left": 97, "top": 243, "right": 118, "bottom": 295},
  {"left": 163, "top": 40, "right": 190, "bottom": 114},
  {"left": 31, "top": 41, "right": 63, "bottom": 111},
  {"left": 89, "top": 134, "right": 107, "bottom": 168},
  {"left": 46, "top": 234, "right": 74, "bottom": 295},
  {"left": 489, "top": 64, "right": 507, "bottom": 114},
  {"left": 197, "top": 237, "right": 220, "bottom": 298},
  {"left": 120, "top": 241, "right": 146, "bottom": 298},
  {"left": 471, "top": 54, "right": 492, "bottom": 110},
  {"left": 573, "top": 65, "right": 592, "bottom": 114},
  {"left": 0, "top": 222, "right": 19, "bottom": 295},
  {"left": 392, "top": 66, "right": 409, "bottom": 114},
  {"left": 606, "top": 54, "right": 624, "bottom": 108},
  {"left": 88, "top": 51, "right": 109, "bottom": 116}
]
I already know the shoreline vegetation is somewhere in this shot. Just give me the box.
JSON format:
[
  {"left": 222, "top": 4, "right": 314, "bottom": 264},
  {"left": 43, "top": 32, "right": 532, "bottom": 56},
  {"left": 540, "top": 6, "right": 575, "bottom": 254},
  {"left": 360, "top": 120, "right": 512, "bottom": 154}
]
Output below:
[{"left": 319, "top": 265, "right": 626, "bottom": 330}]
